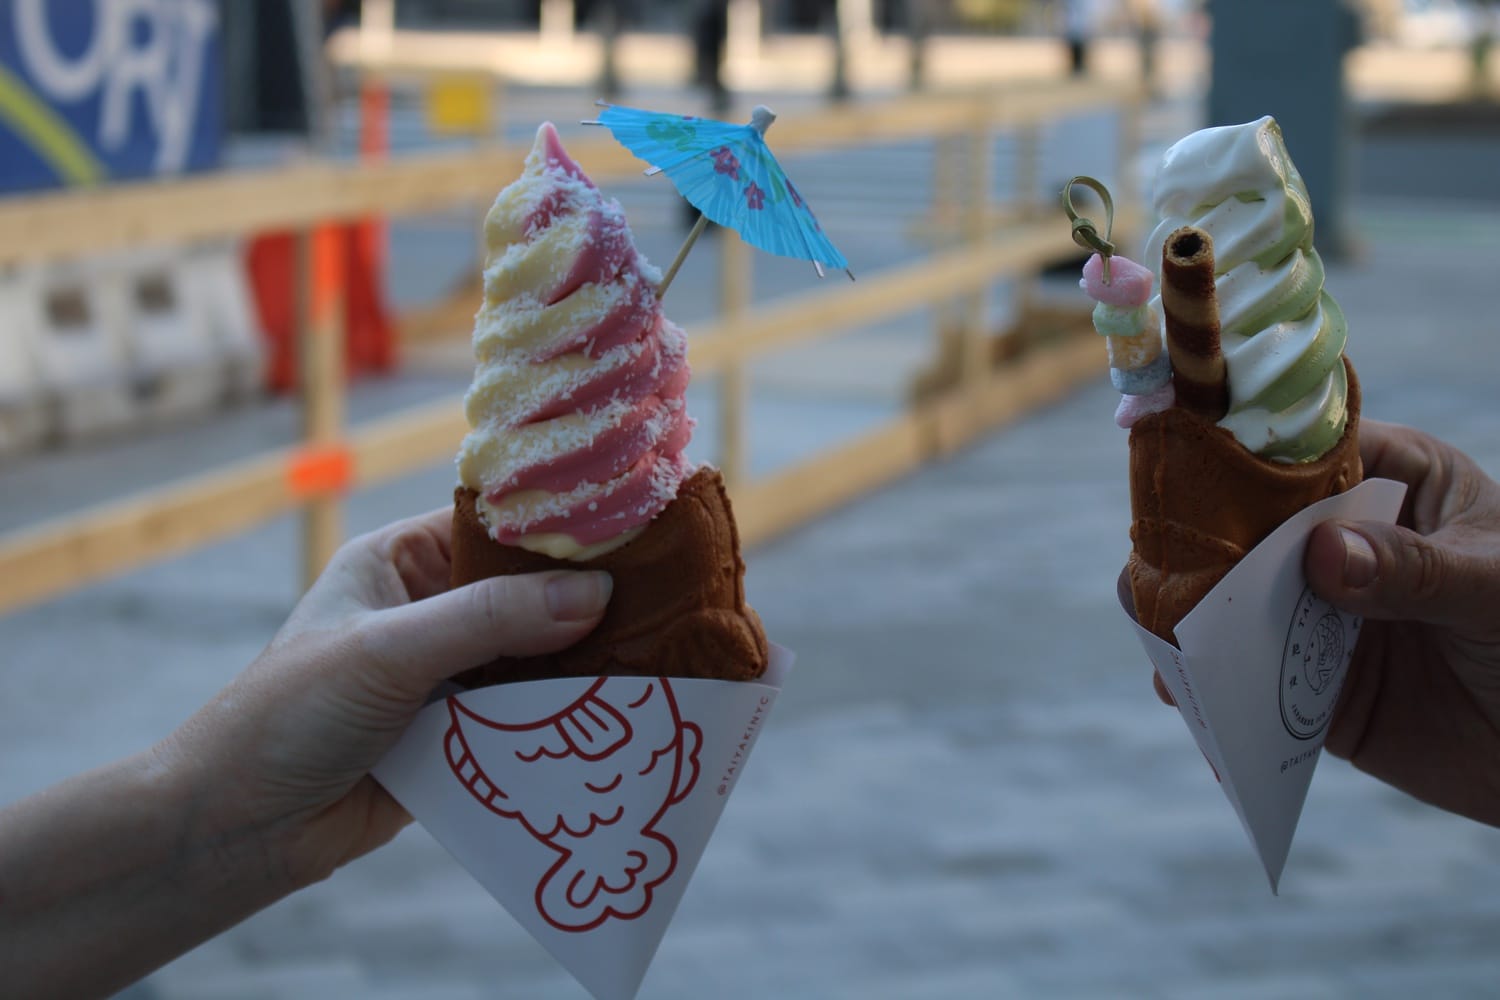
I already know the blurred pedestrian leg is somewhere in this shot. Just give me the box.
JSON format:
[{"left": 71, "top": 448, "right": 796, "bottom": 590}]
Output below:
[
  {"left": 1061, "top": 0, "right": 1093, "bottom": 76},
  {"left": 828, "top": 0, "right": 851, "bottom": 101},
  {"left": 590, "top": 0, "right": 627, "bottom": 99},
  {"left": 683, "top": 0, "right": 732, "bottom": 230},
  {"left": 1471, "top": 6, "right": 1498, "bottom": 98},
  {"left": 906, "top": 0, "right": 930, "bottom": 91},
  {"left": 1130, "top": 0, "right": 1161, "bottom": 98},
  {"left": 691, "top": 0, "right": 731, "bottom": 112}
]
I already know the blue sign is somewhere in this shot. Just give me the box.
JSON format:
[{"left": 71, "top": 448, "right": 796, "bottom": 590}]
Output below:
[{"left": 0, "top": 0, "right": 223, "bottom": 194}]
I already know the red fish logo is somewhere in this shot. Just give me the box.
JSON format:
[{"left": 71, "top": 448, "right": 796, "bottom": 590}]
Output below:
[{"left": 444, "top": 677, "right": 702, "bottom": 932}]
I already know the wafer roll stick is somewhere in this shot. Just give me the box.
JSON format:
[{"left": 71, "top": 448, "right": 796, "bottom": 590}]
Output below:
[{"left": 1160, "top": 226, "right": 1229, "bottom": 421}]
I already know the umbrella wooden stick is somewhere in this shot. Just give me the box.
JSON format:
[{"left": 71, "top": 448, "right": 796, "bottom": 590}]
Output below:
[
  {"left": 657, "top": 214, "right": 709, "bottom": 300},
  {"left": 654, "top": 107, "right": 776, "bottom": 301}
]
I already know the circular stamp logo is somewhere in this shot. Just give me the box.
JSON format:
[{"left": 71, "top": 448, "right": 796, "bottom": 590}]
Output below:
[{"left": 1279, "top": 586, "right": 1359, "bottom": 740}]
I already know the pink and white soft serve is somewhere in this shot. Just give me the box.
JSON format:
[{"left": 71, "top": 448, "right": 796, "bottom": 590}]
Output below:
[{"left": 457, "top": 123, "right": 694, "bottom": 559}]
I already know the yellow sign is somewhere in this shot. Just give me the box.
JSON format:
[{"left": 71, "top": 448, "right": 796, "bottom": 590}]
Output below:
[{"left": 426, "top": 76, "right": 491, "bottom": 136}]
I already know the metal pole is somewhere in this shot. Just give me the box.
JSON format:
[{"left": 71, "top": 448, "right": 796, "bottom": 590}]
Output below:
[
  {"left": 297, "top": 226, "right": 347, "bottom": 588},
  {"left": 597, "top": 4, "right": 622, "bottom": 99},
  {"left": 961, "top": 111, "right": 992, "bottom": 394},
  {"left": 718, "top": 234, "right": 751, "bottom": 488}
]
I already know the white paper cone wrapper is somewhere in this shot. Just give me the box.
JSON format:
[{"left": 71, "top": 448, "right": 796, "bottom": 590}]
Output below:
[
  {"left": 374, "top": 644, "right": 794, "bottom": 1000},
  {"left": 1122, "top": 479, "right": 1406, "bottom": 892}
]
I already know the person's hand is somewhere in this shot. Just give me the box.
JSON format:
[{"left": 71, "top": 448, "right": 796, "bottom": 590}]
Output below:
[
  {"left": 159, "top": 507, "right": 612, "bottom": 891},
  {"left": 1303, "top": 420, "right": 1500, "bottom": 826}
]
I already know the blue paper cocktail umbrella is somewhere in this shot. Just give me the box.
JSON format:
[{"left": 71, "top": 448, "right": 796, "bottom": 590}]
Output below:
[{"left": 586, "top": 102, "right": 851, "bottom": 296}]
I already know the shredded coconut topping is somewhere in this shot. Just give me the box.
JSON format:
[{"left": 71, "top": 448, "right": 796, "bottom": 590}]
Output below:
[{"left": 456, "top": 122, "right": 695, "bottom": 556}]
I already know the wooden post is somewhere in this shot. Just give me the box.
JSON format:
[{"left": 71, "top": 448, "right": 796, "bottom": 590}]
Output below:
[
  {"left": 718, "top": 233, "right": 751, "bottom": 489},
  {"left": 489, "top": 74, "right": 507, "bottom": 148},
  {"left": 298, "top": 225, "right": 348, "bottom": 588},
  {"left": 1012, "top": 118, "right": 1041, "bottom": 322},
  {"left": 913, "top": 131, "right": 966, "bottom": 401},
  {"left": 1117, "top": 87, "right": 1144, "bottom": 234},
  {"left": 358, "top": 81, "right": 389, "bottom": 271},
  {"left": 960, "top": 109, "right": 992, "bottom": 394},
  {"left": 1013, "top": 122, "right": 1039, "bottom": 219},
  {"left": 477, "top": 72, "right": 506, "bottom": 287}
]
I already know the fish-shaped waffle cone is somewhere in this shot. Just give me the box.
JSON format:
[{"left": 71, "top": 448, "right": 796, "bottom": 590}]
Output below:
[
  {"left": 1125, "top": 356, "right": 1363, "bottom": 645},
  {"left": 451, "top": 467, "right": 770, "bottom": 686}
]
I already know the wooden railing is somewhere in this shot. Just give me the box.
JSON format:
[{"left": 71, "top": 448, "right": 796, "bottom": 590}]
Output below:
[{"left": 0, "top": 78, "right": 1140, "bottom": 614}]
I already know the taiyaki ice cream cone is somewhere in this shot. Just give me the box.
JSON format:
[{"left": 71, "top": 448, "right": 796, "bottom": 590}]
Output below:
[
  {"left": 450, "top": 122, "right": 768, "bottom": 685},
  {"left": 1125, "top": 118, "right": 1363, "bottom": 645}
]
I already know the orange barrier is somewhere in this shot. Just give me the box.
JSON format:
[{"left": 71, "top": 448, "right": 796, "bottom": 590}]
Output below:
[
  {"left": 246, "top": 225, "right": 393, "bottom": 391},
  {"left": 352, "top": 80, "right": 394, "bottom": 373},
  {"left": 249, "top": 81, "right": 395, "bottom": 394}
]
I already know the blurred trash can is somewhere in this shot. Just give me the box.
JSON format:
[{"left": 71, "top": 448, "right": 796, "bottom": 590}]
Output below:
[{"left": 1208, "top": 0, "right": 1361, "bottom": 259}]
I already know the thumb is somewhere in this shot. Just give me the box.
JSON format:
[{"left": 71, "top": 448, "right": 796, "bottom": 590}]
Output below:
[
  {"left": 1304, "top": 519, "right": 1482, "bottom": 627},
  {"left": 359, "top": 571, "right": 612, "bottom": 695}
]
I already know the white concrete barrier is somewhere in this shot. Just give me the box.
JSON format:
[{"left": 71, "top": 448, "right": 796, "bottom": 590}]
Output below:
[
  {"left": 19, "top": 260, "right": 138, "bottom": 443},
  {"left": 10, "top": 244, "right": 268, "bottom": 443},
  {"left": 100, "top": 250, "right": 226, "bottom": 427},
  {"left": 1, "top": 245, "right": 267, "bottom": 449},
  {"left": 179, "top": 242, "right": 267, "bottom": 404}
]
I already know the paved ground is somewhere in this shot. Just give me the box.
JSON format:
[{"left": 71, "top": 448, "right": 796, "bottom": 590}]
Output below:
[{"left": 3, "top": 72, "right": 1500, "bottom": 1000}]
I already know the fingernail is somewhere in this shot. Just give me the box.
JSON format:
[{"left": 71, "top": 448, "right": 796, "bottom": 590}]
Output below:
[
  {"left": 1340, "top": 528, "right": 1378, "bottom": 589},
  {"left": 545, "top": 572, "right": 612, "bottom": 622}
]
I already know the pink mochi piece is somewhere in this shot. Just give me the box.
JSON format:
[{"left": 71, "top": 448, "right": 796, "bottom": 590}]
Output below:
[
  {"left": 1114, "top": 381, "right": 1176, "bottom": 429},
  {"left": 1081, "top": 253, "right": 1154, "bottom": 307}
]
